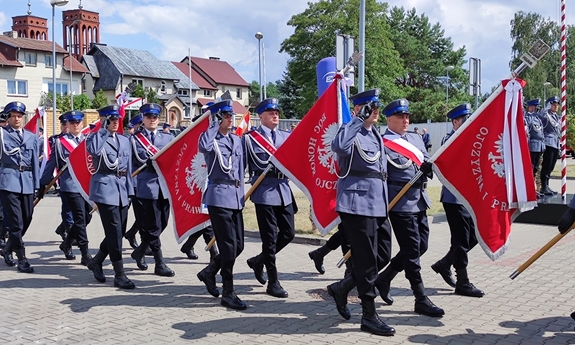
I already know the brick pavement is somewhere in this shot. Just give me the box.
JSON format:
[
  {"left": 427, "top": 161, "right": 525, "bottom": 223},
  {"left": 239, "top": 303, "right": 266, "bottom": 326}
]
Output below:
[{"left": 1, "top": 195, "right": 575, "bottom": 344}]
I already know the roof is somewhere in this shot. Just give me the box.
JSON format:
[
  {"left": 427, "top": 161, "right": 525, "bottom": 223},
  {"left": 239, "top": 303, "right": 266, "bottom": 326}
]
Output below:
[
  {"left": 0, "top": 51, "right": 22, "bottom": 67},
  {"left": 190, "top": 57, "right": 249, "bottom": 87},
  {"left": 0, "top": 35, "right": 67, "bottom": 53},
  {"left": 63, "top": 55, "right": 90, "bottom": 73},
  {"left": 197, "top": 98, "right": 247, "bottom": 114},
  {"left": 172, "top": 61, "right": 216, "bottom": 90},
  {"left": 82, "top": 55, "right": 99, "bottom": 78}
]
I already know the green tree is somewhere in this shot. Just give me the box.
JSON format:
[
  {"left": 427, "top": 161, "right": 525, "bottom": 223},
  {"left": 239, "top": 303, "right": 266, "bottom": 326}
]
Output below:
[
  {"left": 72, "top": 94, "right": 92, "bottom": 110},
  {"left": 277, "top": 71, "right": 304, "bottom": 119},
  {"left": 91, "top": 89, "right": 109, "bottom": 109},
  {"left": 132, "top": 83, "right": 146, "bottom": 99},
  {"left": 146, "top": 88, "right": 159, "bottom": 104},
  {"left": 249, "top": 80, "right": 261, "bottom": 109}
]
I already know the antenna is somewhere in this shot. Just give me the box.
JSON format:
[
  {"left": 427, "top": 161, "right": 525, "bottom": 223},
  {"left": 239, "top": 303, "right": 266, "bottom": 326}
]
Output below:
[{"left": 27, "top": 0, "right": 32, "bottom": 15}]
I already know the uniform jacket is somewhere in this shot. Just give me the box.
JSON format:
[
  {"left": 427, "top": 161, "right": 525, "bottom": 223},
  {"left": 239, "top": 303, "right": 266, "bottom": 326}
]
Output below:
[
  {"left": 331, "top": 117, "right": 388, "bottom": 217},
  {"left": 384, "top": 129, "right": 430, "bottom": 212},
  {"left": 199, "top": 121, "right": 245, "bottom": 210},
  {"left": 422, "top": 132, "right": 431, "bottom": 148},
  {"left": 40, "top": 133, "right": 84, "bottom": 193},
  {"left": 524, "top": 111, "right": 545, "bottom": 153},
  {"left": 0, "top": 126, "right": 39, "bottom": 194},
  {"left": 244, "top": 125, "right": 292, "bottom": 206},
  {"left": 540, "top": 110, "right": 561, "bottom": 149},
  {"left": 86, "top": 128, "right": 134, "bottom": 206},
  {"left": 130, "top": 129, "right": 173, "bottom": 200}
]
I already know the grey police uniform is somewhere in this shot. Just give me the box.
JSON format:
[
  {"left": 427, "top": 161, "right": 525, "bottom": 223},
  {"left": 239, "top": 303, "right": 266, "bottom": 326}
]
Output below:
[
  {"left": 525, "top": 111, "right": 545, "bottom": 176},
  {"left": 540, "top": 106, "right": 561, "bottom": 193}
]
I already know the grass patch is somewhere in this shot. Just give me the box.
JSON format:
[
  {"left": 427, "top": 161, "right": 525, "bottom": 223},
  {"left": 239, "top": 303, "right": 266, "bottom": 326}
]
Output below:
[{"left": 551, "top": 163, "right": 575, "bottom": 178}]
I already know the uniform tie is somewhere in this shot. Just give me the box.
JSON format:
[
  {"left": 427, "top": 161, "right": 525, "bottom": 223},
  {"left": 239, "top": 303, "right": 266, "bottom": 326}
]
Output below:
[
  {"left": 16, "top": 129, "right": 23, "bottom": 142},
  {"left": 271, "top": 130, "right": 276, "bottom": 145},
  {"left": 75, "top": 136, "right": 80, "bottom": 144},
  {"left": 150, "top": 131, "right": 155, "bottom": 145}
]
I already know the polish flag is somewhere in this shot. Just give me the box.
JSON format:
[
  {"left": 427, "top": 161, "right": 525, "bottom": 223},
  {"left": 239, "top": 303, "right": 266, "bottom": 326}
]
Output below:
[{"left": 236, "top": 111, "right": 250, "bottom": 136}]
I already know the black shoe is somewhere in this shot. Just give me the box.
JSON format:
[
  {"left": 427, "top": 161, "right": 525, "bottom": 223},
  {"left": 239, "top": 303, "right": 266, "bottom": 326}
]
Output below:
[
  {"left": 125, "top": 234, "right": 139, "bottom": 250},
  {"left": 431, "top": 261, "right": 456, "bottom": 288},
  {"left": 182, "top": 247, "right": 199, "bottom": 260},
  {"left": 374, "top": 266, "right": 398, "bottom": 305},
  {"left": 197, "top": 268, "right": 220, "bottom": 297},
  {"left": 541, "top": 186, "right": 557, "bottom": 196},
  {"left": 87, "top": 259, "right": 106, "bottom": 283},
  {"left": 55, "top": 223, "right": 66, "bottom": 241},
  {"left": 1, "top": 248, "right": 15, "bottom": 267},
  {"left": 455, "top": 282, "right": 484, "bottom": 298},
  {"left": 221, "top": 291, "right": 247, "bottom": 310},
  {"left": 131, "top": 248, "right": 148, "bottom": 270},
  {"left": 414, "top": 296, "right": 445, "bottom": 317},
  {"left": 155, "top": 262, "right": 175, "bottom": 277},
  {"left": 571, "top": 311, "right": 575, "bottom": 321},
  {"left": 59, "top": 242, "right": 76, "bottom": 260},
  {"left": 0, "top": 238, "right": 5, "bottom": 249},
  {"left": 17, "top": 259, "right": 34, "bottom": 273},
  {"left": 308, "top": 249, "right": 325, "bottom": 275},
  {"left": 112, "top": 261, "right": 135, "bottom": 289},
  {"left": 266, "top": 281, "right": 289, "bottom": 298},
  {"left": 247, "top": 256, "right": 267, "bottom": 285},
  {"left": 80, "top": 253, "right": 92, "bottom": 266},
  {"left": 360, "top": 314, "right": 395, "bottom": 336},
  {"left": 327, "top": 282, "right": 351, "bottom": 320}
]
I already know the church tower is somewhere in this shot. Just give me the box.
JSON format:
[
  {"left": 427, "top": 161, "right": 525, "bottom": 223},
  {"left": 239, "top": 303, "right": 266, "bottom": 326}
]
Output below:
[
  {"left": 11, "top": 1, "right": 48, "bottom": 40},
  {"left": 62, "top": 0, "right": 100, "bottom": 60}
]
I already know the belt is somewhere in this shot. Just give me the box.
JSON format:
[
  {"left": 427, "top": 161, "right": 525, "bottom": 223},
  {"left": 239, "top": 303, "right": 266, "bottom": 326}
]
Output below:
[
  {"left": 348, "top": 170, "right": 387, "bottom": 181},
  {"left": 387, "top": 180, "right": 427, "bottom": 189},
  {"left": 9, "top": 166, "right": 33, "bottom": 172},
  {"left": 103, "top": 170, "right": 128, "bottom": 177},
  {"left": 211, "top": 178, "right": 241, "bottom": 187},
  {"left": 255, "top": 171, "right": 286, "bottom": 179}
]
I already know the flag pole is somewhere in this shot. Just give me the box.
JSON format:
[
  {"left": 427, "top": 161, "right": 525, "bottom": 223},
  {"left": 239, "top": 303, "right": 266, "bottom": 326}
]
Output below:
[
  {"left": 560, "top": 0, "right": 568, "bottom": 200},
  {"left": 33, "top": 165, "right": 68, "bottom": 206}
]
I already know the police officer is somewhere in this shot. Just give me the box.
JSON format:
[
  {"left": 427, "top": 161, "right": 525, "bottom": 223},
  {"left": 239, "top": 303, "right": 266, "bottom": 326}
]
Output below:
[
  {"left": 196, "top": 100, "right": 246, "bottom": 310},
  {"left": 86, "top": 105, "right": 135, "bottom": 289},
  {"left": 51, "top": 115, "right": 75, "bottom": 241},
  {"left": 431, "top": 104, "right": 484, "bottom": 297},
  {"left": 38, "top": 110, "right": 93, "bottom": 265},
  {"left": 0, "top": 101, "right": 39, "bottom": 273},
  {"left": 375, "top": 99, "right": 444, "bottom": 317},
  {"left": 124, "top": 114, "right": 144, "bottom": 250},
  {"left": 524, "top": 99, "right": 545, "bottom": 197},
  {"left": 162, "top": 123, "right": 171, "bottom": 134},
  {"left": 129, "top": 103, "right": 175, "bottom": 277},
  {"left": 244, "top": 98, "right": 295, "bottom": 298},
  {"left": 540, "top": 96, "right": 561, "bottom": 196},
  {"left": 0, "top": 112, "right": 7, "bottom": 248},
  {"left": 328, "top": 89, "right": 395, "bottom": 336}
]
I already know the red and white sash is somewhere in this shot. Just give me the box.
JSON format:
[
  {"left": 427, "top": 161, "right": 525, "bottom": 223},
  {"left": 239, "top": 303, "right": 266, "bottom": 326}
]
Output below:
[
  {"left": 59, "top": 135, "right": 79, "bottom": 153},
  {"left": 382, "top": 134, "right": 424, "bottom": 166},
  {"left": 247, "top": 130, "right": 277, "bottom": 155},
  {"left": 134, "top": 132, "right": 159, "bottom": 156}
]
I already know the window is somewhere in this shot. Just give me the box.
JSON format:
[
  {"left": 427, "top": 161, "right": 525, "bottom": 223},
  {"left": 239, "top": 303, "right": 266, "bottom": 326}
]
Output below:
[
  {"left": 203, "top": 89, "right": 211, "bottom": 96},
  {"left": 25, "top": 53, "right": 37, "bottom": 66},
  {"left": 183, "top": 106, "right": 191, "bottom": 118},
  {"left": 48, "top": 82, "right": 69, "bottom": 96},
  {"left": 7, "top": 80, "right": 27, "bottom": 96},
  {"left": 45, "top": 54, "right": 53, "bottom": 67},
  {"left": 236, "top": 88, "right": 242, "bottom": 99},
  {"left": 177, "top": 89, "right": 188, "bottom": 96},
  {"left": 132, "top": 79, "right": 143, "bottom": 86}
]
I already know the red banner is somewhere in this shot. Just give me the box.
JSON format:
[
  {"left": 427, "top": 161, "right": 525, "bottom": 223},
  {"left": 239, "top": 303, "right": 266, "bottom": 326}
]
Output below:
[
  {"left": 153, "top": 116, "right": 211, "bottom": 243},
  {"left": 270, "top": 80, "right": 344, "bottom": 235},
  {"left": 433, "top": 79, "right": 537, "bottom": 260},
  {"left": 67, "top": 121, "right": 101, "bottom": 204}
]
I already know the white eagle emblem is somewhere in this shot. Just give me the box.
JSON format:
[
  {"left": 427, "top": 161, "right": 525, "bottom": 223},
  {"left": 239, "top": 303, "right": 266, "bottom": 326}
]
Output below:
[
  {"left": 488, "top": 133, "right": 505, "bottom": 178},
  {"left": 317, "top": 122, "right": 339, "bottom": 174},
  {"left": 185, "top": 153, "right": 208, "bottom": 195}
]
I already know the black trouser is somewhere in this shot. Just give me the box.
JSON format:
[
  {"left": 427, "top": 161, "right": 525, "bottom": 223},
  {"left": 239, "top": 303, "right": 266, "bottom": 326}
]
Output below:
[
  {"left": 389, "top": 211, "right": 429, "bottom": 286},
  {"left": 530, "top": 151, "right": 543, "bottom": 177},
  {"left": 0, "top": 191, "right": 33, "bottom": 252},
  {"left": 254, "top": 203, "right": 295, "bottom": 282},
  {"left": 0, "top": 203, "right": 6, "bottom": 238},
  {"left": 128, "top": 194, "right": 144, "bottom": 236},
  {"left": 138, "top": 196, "right": 170, "bottom": 253},
  {"left": 541, "top": 146, "right": 559, "bottom": 181},
  {"left": 96, "top": 202, "right": 129, "bottom": 263},
  {"left": 60, "top": 192, "right": 92, "bottom": 247},
  {"left": 442, "top": 203, "right": 478, "bottom": 270},
  {"left": 208, "top": 206, "right": 244, "bottom": 281},
  {"left": 181, "top": 226, "right": 214, "bottom": 251},
  {"left": 339, "top": 212, "right": 387, "bottom": 301},
  {"left": 325, "top": 227, "right": 351, "bottom": 255},
  {"left": 60, "top": 192, "right": 74, "bottom": 228}
]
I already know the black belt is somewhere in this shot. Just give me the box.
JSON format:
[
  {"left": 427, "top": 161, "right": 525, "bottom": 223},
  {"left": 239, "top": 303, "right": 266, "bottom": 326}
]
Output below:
[
  {"left": 348, "top": 170, "right": 387, "bottom": 181},
  {"left": 387, "top": 180, "right": 427, "bottom": 189},
  {"left": 9, "top": 166, "right": 33, "bottom": 172},
  {"left": 211, "top": 178, "right": 241, "bottom": 187},
  {"left": 103, "top": 170, "right": 128, "bottom": 177},
  {"left": 255, "top": 171, "right": 286, "bottom": 179}
]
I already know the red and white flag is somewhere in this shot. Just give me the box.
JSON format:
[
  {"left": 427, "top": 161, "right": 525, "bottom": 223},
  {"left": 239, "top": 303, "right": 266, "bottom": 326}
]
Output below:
[
  {"left": 153, "top": 114, "right": 211, "bottom": 243},
  {"left": 67, "top": 121, "right": 102, "bottom": 204},
  {"left": 24, "top": 107, "right": 43, "bottom": 134},
  {"left": 235, "top": 111, "right": 250, "bottom": 136},
  {"left": 433, "top": 78, "right": 538, "bottom": 260},
  {"left": 115, "top": 93, "right": 142, "bottom": 135},
  {"left": 269, "top": 78, "right": 347, "bottom": 235}
]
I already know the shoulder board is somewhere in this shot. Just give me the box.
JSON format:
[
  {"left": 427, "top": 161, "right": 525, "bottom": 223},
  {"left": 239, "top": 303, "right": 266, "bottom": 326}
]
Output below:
[
  {"left": 230, "top": 132, "right": 239, "bottom": 137},
  {"left": 22, "top": 128, "right": 33, "bottom": 134},
  {"left": 279, "top": 128, "right": 290, "bottom": 133}
]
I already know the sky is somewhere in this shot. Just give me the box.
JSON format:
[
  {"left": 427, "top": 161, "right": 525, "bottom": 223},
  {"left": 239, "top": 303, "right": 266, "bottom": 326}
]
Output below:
[{"left": 0, "top": 0, "right": 570, "bottom": 93}]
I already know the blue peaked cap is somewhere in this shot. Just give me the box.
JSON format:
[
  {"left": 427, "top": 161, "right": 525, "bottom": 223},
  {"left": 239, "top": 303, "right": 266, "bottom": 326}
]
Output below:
[
  {"left": 208, "top": 100, "right": 234, "bottom": 115},
  {"left": 140, "top": 103, "right": 162, "bottom": 116},
  {"left": 98, "top": 104, "right": 121, "bottom": 118},
  {"left": 63, "top": 110, "right": 85, "bottom": 122},
  {"left": 255, "top": 98, "right": 280, "bottom": 115},
  {"left": 129, "top": 114, "right": 143, "bottom": 126},
  {"left": 4, "top": 101, "right": 26, "bottom": 114},
  {"left": 447, "top": 103, "right": 472, "bottom": 120},
  {"left": 547, "top": 96, "right": 560, "bottom": 104},
  {"left": 163, "top": 123, "right": 171, "bottom": 129},
  {"left": 349, "top": 88, "right": 381, "bottom": 107},
  {"left": 383, "top": 98, "right": 410, "bottom": 117},
  {"left": 58, "top": 114, "right": 68, "bottom": 124},
  {"left": 526, "top": 99, "right": 541, "bottom": 107}
]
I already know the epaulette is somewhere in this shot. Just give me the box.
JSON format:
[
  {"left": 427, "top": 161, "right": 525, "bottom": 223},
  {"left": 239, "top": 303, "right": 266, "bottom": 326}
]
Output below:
[{"left": 279, "top": 128, "right": 290, "bottom": 133}]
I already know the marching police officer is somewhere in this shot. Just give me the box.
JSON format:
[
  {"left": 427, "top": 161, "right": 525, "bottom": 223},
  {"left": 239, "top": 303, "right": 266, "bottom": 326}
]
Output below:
[
  {"left": 328, "top": 89, "right": 395, "bottom": 336},
  {"left": 0, "top": 101, "right": 39, "bottom": 273},
  {"left": 38, "top": 110, "right": 93, "bottom": 265},
  {"left": 524, "top": 99, "right": 545, "bottom": 198},
  {"left": 124, "top": 114, "right": 144, "bottom": 250},
  {"left": 375, "top": 99, "right": 444, "bottom": 317},
  {"left": 51, "top": 115, "right": 74, "bottom": 241},
  {"left": 540, "top": 96, "right": 561, "bottom": 196},
  {"left": 196, "top": 100, "right": 247, "bottom": 310},
  {"left": 129, "top": 103, "right": 175, "bottom": 277},
  {"left": 86, "top": 105, "right": 135, "bottom": 289},
  {"left": 0, "top": 112, "right": 7, "bottom": 248},
  {"left": 245, "top": 98, "right": 295, "bottom": 298},
  {"left": 431, "top": 104, "right": 484, "bottom": 297}
]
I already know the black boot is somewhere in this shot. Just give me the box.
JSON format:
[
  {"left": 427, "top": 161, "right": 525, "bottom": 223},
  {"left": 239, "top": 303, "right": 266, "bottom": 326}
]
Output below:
[
  {"left": 374, "top": 265, "right": 399, "bottom": 305},
  {"left": 112, "top": 260, "right": 135, "bottom": 289},
  {"left": 344, "top": 259, "right": 352, "bottom": 278},
  {"left": 541, "top": 178, "right": 556, "bottom": 196},
  {"left": 15, "top": 248, "right": 34, "bottom": 273},
  {"left": 197, "top": 255, "right": 221, "bottom": 297},
  {"left": 266, "top": 269, "right": 288, "bottom": 298},
  {"left": 412, "top": 283, "right": 444, "bottom": 317},
  {"left": 153, "top": 250, "right": 175, "bottom": 277},
  {"left": 87, "top": 250, "right": 106, "bottom": 283},
  {"left": 59, "top": 236, "right": 76, "bottom": 260},
  {"left": 209, "top": 245, "right": 219, "bottom": 262},
  {"left": 431, "top": 260, "right": 456, "bottom": 288},
  {"left": 55, "top": 222, "right": 67, "bottom": 241},
  {"left": 182, "top": 246, "right": 198, "bottom": 260},
  {"left": 0, "top": 223, "right": 6, "bottom": 249},
  {"left": 327, "top": 274, "right": 355, "bottom": 320},
  {"left": 131, "top": 243, "right": 148, "bottom": 270},
  {"left": 0, "top": 241, "right": 15, "bottom": 267},
  {"left": 308, "top": 244, "right": 332, "bottom": 275},
  {"left": 454, "top": 268, "right": 484, "bottom": 297},
  {"left": 221, "top": 279, "right": 247, "bottom": 310},
  {"left": 360, "top": 299, "right": 395, "bottom": 336},
  {"left": 124, "top": 225, "right": 139, "bottom": 249},
  {"left": 247, "top": 255, "right": 267, "bottom": 285},
  {"left": 79, "top": 244, "right": 92, "bottom": 266}
]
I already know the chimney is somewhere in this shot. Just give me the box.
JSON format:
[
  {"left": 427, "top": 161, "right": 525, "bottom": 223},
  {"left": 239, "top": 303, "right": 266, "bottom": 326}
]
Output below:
[
  {"left": 208, "top": 57, "right": 220, "bottom": 60},
  {"left": 3, "top": 31, "right": 17, "bottom": 38}
]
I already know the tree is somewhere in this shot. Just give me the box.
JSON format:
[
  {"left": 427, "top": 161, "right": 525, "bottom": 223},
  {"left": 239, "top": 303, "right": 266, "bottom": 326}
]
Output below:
[
  {"left": 72, "top": 94, "right": 92, "bottom": 110},
  {"left": 146, "top": 88, "right": 159, "bottom": 104},
  {"left": 249, "top": 81, "right": 261, "bottom": 109},
  {"left": 277, "top": 71, "right": 304, "bottom": 118},
  {"left": 92, "top": 89, "right": 109, "bottom": 109}
]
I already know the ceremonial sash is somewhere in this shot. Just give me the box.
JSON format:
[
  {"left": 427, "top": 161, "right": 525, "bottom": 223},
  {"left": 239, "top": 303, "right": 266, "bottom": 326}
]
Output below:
[
  {"left": 58, "top": 136, "right": 79, "bottom": 153},
  {"left": 134, "top": 132, "right": 159, "bottom": 156},
  {"left": 247, "top": 130, "right": 277, "bottom": 155},
  {"left": 382, "top": 134, "right": 424, "bottom": 166}
]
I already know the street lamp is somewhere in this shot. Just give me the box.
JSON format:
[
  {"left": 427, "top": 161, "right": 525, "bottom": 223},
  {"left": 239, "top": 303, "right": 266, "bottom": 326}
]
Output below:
[
  {"left": 544, "top": 81, "right": 552, "bottom": 102},
  {"left": 51, "top": 0, "right": 69, "bottom": 135},
  {"left": 255, "top": 32, "right": 263, "bottom": 102}
]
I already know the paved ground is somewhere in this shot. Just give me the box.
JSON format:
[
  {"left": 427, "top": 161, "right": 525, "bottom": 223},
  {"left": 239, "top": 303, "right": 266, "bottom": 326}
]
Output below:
[{"left": 2, "top": 192, "right": 575, "bottom": 345}]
